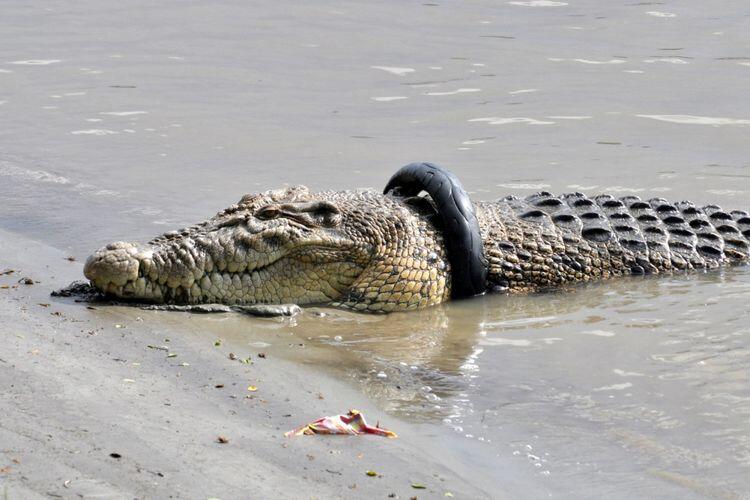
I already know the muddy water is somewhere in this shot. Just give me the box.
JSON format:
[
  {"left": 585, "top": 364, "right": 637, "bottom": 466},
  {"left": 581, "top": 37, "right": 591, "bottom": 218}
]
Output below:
[{"left": 2, "top": 0, "right": 750, "bottom": 497}]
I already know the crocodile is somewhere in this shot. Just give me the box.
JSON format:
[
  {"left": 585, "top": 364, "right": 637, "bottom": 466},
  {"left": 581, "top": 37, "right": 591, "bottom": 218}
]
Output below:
[{"left": 84, "top": 163, "right": 750, "bottom": 313}]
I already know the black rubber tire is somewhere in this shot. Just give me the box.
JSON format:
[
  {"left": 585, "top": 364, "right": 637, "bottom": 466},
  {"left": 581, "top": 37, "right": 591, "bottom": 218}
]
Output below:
[{"left": 384, "top": 162, "right": 487, "bottom": 299}]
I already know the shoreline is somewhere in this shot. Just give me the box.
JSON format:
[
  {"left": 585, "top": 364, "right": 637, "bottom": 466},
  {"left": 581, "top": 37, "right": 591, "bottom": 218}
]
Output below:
[{"left": 0, "top": 228, "right": 512, "bottom": 499}]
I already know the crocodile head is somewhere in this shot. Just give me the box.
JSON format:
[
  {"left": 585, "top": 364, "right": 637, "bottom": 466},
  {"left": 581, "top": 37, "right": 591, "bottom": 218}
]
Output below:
[{"left": 84, "top": 186, "right": 451, "bottom": 312}]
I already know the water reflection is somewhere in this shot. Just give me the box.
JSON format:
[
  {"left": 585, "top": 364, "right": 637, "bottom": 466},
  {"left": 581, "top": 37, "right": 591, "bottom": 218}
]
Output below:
[
  {"left": 216, "top": 268, "right": 747, "bottom": 422},
  {"left": 215, "top": 268, "right": 750, "bottom": 495}
]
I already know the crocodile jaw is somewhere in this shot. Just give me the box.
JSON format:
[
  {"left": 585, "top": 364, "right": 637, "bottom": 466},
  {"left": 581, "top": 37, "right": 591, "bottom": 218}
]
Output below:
[
  {"left": 84, "top": 239, "right": 363, "bottom": 305},
  {"left": 84, "top": 240, "right": 203, "bottom": 303}
]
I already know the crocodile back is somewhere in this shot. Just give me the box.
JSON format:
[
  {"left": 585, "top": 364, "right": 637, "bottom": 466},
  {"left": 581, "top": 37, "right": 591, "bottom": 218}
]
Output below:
[{"left": 476, "top": 191, "right": 750, "bottom": 293}]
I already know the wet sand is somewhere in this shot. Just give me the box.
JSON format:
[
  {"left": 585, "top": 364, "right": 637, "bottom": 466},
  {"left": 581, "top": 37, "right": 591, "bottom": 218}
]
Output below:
[{"left": 0, "top": 228, "right": 509, "bottom": 499}]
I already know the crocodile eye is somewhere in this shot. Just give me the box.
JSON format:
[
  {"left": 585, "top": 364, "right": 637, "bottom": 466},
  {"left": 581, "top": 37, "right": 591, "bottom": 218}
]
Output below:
[{"left": 256, "top": 206, "right": 280, "bottom": 220}]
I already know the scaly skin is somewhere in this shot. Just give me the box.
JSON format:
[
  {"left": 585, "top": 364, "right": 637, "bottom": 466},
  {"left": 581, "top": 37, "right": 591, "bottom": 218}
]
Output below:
[
  {"left": 84, "top": 187, "right": 750, "bottom": 312},
  {"left": 84, "top": 186, "right": 451, "bottom": 313}
]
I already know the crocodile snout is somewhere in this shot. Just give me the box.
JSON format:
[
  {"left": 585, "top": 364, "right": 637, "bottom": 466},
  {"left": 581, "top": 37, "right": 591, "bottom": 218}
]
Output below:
[{"left": 84, "top": 241, "right": 142, "bottom": 293}]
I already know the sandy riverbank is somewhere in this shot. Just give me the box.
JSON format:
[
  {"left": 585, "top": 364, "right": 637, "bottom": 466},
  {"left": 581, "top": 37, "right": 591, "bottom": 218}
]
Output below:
[{"left": 0, "top": 228, "right": 506, "bottom": 499}]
